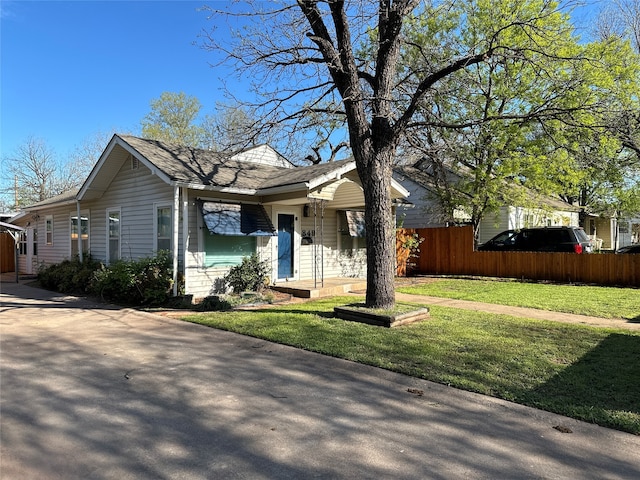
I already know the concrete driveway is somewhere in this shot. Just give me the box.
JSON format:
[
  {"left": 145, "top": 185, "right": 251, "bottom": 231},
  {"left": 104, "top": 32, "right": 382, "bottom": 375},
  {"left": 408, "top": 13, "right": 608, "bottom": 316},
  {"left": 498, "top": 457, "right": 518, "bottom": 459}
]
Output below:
[{"left": 1, "top": 281, "right": 639, "bottom": 479}]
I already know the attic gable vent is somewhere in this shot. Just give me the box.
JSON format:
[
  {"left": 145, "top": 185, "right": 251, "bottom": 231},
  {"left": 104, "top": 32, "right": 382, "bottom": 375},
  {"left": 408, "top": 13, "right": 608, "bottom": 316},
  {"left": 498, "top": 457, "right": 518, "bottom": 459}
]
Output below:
[{"left": 131, "top": 155, "right": 139, "bottom": 170}]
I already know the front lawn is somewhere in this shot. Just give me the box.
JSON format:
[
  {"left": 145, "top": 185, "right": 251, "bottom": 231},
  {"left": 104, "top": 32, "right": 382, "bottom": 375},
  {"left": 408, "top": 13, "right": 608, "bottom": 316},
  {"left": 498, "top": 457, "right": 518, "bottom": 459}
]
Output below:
[
  {"left": 182, "top": 296, "right": 640, "bottom": 435},
  {"left": 397, "top": 278, "right": 640, "bottom": 320}
]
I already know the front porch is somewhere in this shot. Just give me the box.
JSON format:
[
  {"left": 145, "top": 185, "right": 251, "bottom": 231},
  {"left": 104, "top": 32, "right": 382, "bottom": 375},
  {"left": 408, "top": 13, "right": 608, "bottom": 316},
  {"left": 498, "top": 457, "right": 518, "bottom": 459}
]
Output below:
[{"left": 270, "top": 278, "right": 367, "bottom": 299}]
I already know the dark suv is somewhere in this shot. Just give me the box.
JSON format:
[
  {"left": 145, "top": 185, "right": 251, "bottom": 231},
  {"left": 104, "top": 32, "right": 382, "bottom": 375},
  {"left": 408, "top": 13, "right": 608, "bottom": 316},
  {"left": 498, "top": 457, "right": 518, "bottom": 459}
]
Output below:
[{"left": 478, "top": 226, "right": 593, "bottom": 254}]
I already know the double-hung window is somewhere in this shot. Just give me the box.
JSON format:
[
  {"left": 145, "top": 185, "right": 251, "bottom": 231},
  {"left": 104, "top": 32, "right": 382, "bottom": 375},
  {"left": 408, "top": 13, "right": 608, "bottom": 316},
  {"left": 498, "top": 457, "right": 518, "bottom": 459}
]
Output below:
[
  {"left": 18, "top": 231, "right": 27, "bottom": 255},
  {"left": 45, "top": 215, "right": 53, "bottom": 245},
  {"left": 107, "top": 209, "right": 120, "bottom": 263},
  {"left": 155, "top": 205, "right": 172, "bottom": 252}
]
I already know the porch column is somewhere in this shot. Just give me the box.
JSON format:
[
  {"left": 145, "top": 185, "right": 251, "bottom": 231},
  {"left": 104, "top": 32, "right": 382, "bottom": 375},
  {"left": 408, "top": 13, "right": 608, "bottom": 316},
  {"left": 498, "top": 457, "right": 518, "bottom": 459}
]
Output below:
[
  {"left": 172, "top": 185, "right": 179, "bottom": 296},
  {"left": 181, "top": 186, "right": 189, "bottom": 295},
  {"left": 76, "top": 201, "right": 83, "bottom": 262}
]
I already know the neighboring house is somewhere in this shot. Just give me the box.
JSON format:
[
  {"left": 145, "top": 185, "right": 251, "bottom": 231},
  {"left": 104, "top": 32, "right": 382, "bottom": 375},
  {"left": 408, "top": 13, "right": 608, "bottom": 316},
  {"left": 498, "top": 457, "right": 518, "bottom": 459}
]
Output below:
[
  {"left": 0, "top": 221, "right": 24, "bottom": 274},
  {"left": 10, "top": 134, "right": 409, "bottom": 298},
  {"left": 584, "top": 215, "right": 640, "bottom": 251},
  {"left": 393, "top": 165, "right": 580, "bottom": 244}
]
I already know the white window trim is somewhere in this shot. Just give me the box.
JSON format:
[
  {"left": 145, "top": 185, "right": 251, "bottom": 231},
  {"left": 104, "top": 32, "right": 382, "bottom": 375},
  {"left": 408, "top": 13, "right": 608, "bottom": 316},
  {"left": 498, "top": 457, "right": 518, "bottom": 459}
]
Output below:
[
  {"left": 154, "top": 203, "right": 173, "bottom": 253},
  {"left": 45, "top": 215, "right": 53, "bottom": 245},
  {"left": 106, "top": 208, "right": 121, "bottom": 264},
  {"left": 18, "top": 231, "right": 27, "bottom": 255}
]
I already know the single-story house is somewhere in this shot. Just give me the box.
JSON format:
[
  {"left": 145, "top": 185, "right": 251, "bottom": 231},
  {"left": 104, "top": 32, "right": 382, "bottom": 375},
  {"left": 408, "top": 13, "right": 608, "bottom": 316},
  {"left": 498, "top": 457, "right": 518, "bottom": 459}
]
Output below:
[
  {"left": 10, "top": 134, "right": 409, "bottom": 298},
  {"left": 393, "top": 165, "right": 580, "bottom": 244},
  {"left": 584, "top": 215, "right": 640, "bottom": 251}
]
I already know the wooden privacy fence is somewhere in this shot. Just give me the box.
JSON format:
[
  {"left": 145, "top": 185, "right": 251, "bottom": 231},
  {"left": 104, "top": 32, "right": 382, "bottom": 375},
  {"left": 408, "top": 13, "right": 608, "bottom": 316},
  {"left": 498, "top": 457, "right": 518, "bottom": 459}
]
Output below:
[
  {"left": 397, "top": 226, "right": 640, "bottom": 287},
  {"left": 0, "top": 232, "right": 16, "bottom": 273}
]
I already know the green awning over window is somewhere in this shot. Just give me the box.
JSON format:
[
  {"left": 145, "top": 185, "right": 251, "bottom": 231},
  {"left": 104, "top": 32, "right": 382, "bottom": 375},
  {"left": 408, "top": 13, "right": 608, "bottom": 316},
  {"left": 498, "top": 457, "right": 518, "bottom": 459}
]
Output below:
[{"left": 200, "top": 201, "right": 276, "bottom": 236}]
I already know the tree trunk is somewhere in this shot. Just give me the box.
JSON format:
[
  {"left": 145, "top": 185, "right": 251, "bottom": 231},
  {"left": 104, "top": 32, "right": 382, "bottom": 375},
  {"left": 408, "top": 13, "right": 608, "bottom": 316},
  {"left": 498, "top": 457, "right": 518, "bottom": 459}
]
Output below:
[{"left": 357, "top": 151, "right": 396, "bottom": 309}]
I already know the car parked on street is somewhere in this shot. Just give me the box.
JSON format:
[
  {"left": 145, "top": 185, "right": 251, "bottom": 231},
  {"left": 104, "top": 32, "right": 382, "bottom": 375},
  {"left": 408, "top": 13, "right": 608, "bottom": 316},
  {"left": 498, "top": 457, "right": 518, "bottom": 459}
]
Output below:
[
  {"left": 477, "top": 226, "right": 593, "bottom": 254},
  {"left": 616, "top": 244, "right": 640, "bottom": 254}
]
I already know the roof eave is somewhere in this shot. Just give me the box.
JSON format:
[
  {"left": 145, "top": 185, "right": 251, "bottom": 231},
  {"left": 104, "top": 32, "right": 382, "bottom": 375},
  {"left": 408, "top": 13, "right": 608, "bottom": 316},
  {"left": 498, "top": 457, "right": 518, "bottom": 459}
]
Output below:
[
  {"left": 257, "top": 182, "right": 310, "bottom": 196},
  {"left": 391, "top": 178, "right": 410, "bottom": 199},
  {"left": 176, "top": 181, "right": 258, "bottom": 196},
  {"left": 22, "top": 198, "right": 78, "bottom": 211},
  {"left": 306, "top": 161, "right": 357, "bottom": 190},
  {"left": 0, "top": 220, "right": 25, "bottom": 231}
]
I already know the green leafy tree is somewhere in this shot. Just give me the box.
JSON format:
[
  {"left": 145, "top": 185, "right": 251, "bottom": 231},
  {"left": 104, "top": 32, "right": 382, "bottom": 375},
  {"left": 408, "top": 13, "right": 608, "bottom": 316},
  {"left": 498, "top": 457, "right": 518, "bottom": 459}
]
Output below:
[
  {"left": 539, "top": 16, "right": 640, "bottom": 223},
  {"left": 398, "top": 1, "right": 640, "bottom": 240},
  {"left": 141, "top": 91, "right": 205, "bottom": 147}
]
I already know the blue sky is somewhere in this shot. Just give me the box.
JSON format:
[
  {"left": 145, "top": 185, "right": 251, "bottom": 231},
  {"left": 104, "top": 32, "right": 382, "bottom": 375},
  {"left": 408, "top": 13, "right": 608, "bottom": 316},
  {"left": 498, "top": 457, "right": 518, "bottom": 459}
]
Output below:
[
  {"left": 1, "top": 0, "right": 231, "bottom": 162},
  {"left": 1, "top": 0, "right": 602, "bottom": 178}
]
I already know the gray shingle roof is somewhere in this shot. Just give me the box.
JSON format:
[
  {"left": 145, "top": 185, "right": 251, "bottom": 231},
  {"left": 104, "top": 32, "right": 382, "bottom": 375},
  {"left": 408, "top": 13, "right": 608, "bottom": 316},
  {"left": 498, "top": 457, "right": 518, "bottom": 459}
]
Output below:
[
  {"left": 260, "top": 158, "right": 354, "bottom": 189},
  {"left": 120, "top": 135, "right": 290, "bottom": 191},
  {"left": 22, "top": 188, "right": 80, "bottom": 209},
  {"left": 395, "top": 165, "right": 578, "bottom": 211},
  {"left": 119, "top": 135, "right": 356, "bottom": 192}
]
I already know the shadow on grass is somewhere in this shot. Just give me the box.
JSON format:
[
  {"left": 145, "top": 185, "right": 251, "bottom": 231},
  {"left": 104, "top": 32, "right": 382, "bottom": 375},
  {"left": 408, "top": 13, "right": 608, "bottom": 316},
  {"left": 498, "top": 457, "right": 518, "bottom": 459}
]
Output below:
[
  {"left": 628, "top": 314, "right": 640, "bottom": 324},
  {"left": 531, "top": 333, "right": 640, "bottom": 432}
]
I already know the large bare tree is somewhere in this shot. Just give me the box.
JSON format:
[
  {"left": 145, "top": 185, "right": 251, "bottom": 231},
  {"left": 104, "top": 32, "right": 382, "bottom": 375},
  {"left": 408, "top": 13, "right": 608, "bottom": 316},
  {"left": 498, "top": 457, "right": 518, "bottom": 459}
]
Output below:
[
  {"left": 202, "top": 0, "right": 586, "bottom": 308},
  {"left": 3, "top": 136, "right": 59, "bottom": 208}
]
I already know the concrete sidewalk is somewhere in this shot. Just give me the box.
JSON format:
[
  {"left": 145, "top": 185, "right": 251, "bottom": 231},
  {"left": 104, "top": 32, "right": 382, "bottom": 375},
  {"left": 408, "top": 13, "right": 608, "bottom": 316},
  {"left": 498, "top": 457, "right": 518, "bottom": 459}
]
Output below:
[
  {"left": 1, "top": 280, "right": 640, "bottom": 479},
  {"left": 394, "top": 292, "right": 640, "bottom": 331}
]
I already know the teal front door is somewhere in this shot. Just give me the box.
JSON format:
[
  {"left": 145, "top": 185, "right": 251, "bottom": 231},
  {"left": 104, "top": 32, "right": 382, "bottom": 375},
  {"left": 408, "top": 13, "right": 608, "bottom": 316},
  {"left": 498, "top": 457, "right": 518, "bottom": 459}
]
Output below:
[{"left": 278, "top": 213, "right": 294, "bottom": 278}]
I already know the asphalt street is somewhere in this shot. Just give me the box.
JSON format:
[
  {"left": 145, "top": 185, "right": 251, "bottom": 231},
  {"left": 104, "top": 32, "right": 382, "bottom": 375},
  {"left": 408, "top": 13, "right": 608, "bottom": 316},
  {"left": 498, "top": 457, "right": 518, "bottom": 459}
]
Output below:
[{"left": 1, "top": 280, "right": 639, "bottom": 479}]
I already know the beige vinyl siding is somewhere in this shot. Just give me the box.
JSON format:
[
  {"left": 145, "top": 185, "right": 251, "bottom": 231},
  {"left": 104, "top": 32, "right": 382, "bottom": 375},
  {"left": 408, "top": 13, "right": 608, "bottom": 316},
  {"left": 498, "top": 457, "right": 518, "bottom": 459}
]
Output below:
[
  {"left": 11, "top": 205, "right": 75, "bottom": 272},
  {"left": 33, "top": 206, "right": 77, "bottom": 268},
  {"left": 298, "top": 208, "right": 366, "bottom": 280},
  {"left": 597, "top": 218, "right": 615, "bottom": 250},
  {"left": 81, "top": 158, "right": 179, "bottom": 263},
  {"left": 230, "top": 145, "right": 292, "bottom": 168},
  {"left": 393, "top": 177, "right": 449, "bottom": 229},
  {"left": 11, "top": 216, "right": 34, "bottom": 274}
]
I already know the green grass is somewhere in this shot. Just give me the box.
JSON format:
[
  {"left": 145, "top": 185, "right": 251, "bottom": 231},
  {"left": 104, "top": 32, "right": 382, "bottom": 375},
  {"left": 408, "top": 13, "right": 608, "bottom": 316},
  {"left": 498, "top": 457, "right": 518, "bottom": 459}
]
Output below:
[
  {"left": 181, "top": 296, "right": 640, "bottom": 435},
  {"left": 397, "top": 279, "right": 640, "bottom": 320}
]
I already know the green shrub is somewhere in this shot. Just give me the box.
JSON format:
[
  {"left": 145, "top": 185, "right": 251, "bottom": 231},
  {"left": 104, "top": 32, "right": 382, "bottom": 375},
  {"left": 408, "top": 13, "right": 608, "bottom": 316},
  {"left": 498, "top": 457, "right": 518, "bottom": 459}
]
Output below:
[
  {"left": 133, "top": 251, "right": 175, "bottom": 305},
  {"left": 196, "top": 295, "right": 233, "bottom": 311},
  {"left": 91, "top": 251, "right": 174, "bottom": 305},
  {"left": 223, "top": 254, "right": 269, "bottom": 293},
  {"left": 38, "top": 255, "right": 101, "bottom": 294}
]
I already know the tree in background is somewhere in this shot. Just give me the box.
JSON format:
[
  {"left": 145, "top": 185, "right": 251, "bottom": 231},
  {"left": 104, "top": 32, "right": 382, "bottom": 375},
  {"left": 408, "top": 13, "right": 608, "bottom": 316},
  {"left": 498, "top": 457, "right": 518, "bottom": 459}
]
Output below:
[
  {"left": 200, "top": 105, "right": 286, "bottom": 152},
  {"left": 1, "top": 131, "right": 118, "bottom": 210},
  {"left": 568, "top": 0, "right": 640, "bottom": 227},
  {"left": 141, "top": 91, "right": 205, "bottom": 147},
  {"left": 3, "top": 136, "right": 59, "bottom": 208},
  {"left": 68, "top": 131, "right": 116, "bottom": 178},
  {"left": 141, "top": 93, "right": 283, "bottom": 155},
  {"left": 399, "top": 0, "right": 640, "bottom": 241}
]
